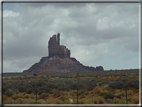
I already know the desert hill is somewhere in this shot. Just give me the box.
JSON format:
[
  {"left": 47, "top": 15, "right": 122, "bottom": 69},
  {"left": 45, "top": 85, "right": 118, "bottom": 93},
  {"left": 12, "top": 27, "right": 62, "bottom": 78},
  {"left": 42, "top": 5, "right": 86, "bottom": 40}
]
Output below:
[{"left": 23, "top": 33, "right": 104, "bottom": 73}]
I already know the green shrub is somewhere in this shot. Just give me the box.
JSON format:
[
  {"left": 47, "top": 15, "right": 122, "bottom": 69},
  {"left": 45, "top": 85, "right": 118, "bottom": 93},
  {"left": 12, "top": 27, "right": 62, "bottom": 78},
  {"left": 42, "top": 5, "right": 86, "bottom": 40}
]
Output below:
[
  {"left": 115, "top": 94, "right": 121, "bottom": 99},
  {"left": 33, "top": 74, "right": 37, "bottom": 76},
  {"left": 104, "top": 93, "right": 115, "bottom": 100},
  {"left": 2, "top": 95, "right": 7, "bottom": 102},
  {"left": 96, "top": 89, "right": 101, "bottom": 94},
  {"left": 109, "top": 81, "right": 124, "bottom": 89},
  {"left": 5, "top": 89, "right": 14, "bottom": 97},
  {"left": 13, "top": 89, "right": 19, "bottom": 94},
  {"left": 127, "top": 80, "right": 139, "bottom": 89},
  {"left": 18, "top": 86, "right": 27, "bottom": 92},
  {"left": 37, "top": 86, "right": 48, "bottom": 94},
  {"left": 26, "top": 88, "right": 32, "bottom": 94},
  {"left": 2, "top": 85, "right": 9, "bottom": 94}
]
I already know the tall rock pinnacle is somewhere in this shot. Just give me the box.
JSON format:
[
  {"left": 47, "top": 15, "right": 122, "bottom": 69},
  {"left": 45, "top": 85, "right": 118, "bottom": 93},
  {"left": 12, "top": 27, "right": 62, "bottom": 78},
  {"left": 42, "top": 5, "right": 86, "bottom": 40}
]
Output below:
[{"left": 48, "top": 33, "right": 70, "bottom": 58}]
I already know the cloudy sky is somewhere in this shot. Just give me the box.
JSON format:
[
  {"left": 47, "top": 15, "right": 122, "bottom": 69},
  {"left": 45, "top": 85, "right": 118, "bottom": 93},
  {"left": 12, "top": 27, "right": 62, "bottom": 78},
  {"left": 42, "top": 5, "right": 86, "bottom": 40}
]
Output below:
[{"left": 2, "top": 1, "right": 140, "bottom": 73}]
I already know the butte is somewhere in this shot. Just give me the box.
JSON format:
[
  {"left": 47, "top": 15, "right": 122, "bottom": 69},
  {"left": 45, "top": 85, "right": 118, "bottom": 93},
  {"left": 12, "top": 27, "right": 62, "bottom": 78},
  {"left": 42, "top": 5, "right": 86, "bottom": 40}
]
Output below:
[{"left": 23, "top": 33, "right": 104, "bottom": 73}]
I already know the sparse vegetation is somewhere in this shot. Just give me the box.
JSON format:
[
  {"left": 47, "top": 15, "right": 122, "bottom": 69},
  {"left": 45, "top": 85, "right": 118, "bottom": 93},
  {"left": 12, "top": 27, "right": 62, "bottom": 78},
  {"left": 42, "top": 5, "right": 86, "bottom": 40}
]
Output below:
[
  {"left": 2, "top": 69, "right": 139, "bottom": 104},
  {"left": 104, "top": 93, "right": 115, "bottom": 100}
]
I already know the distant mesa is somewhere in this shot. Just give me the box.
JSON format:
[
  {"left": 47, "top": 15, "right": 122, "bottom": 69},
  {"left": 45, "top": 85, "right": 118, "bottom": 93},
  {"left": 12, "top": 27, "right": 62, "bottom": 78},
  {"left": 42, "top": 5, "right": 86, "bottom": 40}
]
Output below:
[{"left": 23, "top": 33, "right": 104, "bottom": 73}]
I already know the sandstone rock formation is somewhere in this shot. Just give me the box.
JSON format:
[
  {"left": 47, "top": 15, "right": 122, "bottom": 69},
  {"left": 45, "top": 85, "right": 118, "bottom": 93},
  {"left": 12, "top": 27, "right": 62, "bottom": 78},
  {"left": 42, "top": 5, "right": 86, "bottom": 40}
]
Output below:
[
  {"left": 23, "top": 33, "right": 104, "bottom": 73},
  {"left": 48, "top": 33, "right": 70, "bottom": 58},
  {"left": 23, "top": 56, "right": 104, "bottom": 73},
  {"left": 96, "top": 66, "right": 104, "bottom": 71}
]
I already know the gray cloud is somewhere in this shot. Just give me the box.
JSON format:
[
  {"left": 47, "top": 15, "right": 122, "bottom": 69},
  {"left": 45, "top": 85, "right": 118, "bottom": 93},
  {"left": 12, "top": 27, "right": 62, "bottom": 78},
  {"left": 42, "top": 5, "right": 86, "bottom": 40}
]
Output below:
[{"left": 3, "top": 3, "right": 139, "bottom": 72}]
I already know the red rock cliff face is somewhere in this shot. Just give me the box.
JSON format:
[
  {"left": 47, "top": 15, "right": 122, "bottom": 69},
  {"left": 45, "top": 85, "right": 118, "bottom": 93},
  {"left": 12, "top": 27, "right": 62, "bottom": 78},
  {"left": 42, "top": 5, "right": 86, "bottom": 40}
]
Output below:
[{"left": 48, "top": 33, "right": 70, "bottom": 58}]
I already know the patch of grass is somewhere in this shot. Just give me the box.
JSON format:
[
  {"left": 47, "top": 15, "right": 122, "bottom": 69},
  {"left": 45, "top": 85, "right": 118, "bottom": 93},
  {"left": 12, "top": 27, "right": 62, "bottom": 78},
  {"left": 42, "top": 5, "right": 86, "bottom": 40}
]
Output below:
[
  {"left": 80, "top": 94, "right": 85, "bottom": 99},
  {"left": 78, "top": 98, "right": 92, "bottom": 104},
  {"left": 22, "top": 99, "right": 30, "bottom": 104},
  {"left": 82, "top": 98, "right": 93, "bottom": 104},
  {"left": 39, "top": 93, "right": 48, "bottom": 99},
  {"left": 37, "top": 99, "right": 46, "bottom": 104},
  {"left": 16, "top": 93, "right": 24, "bottom": 98},
  {"left": 62, "top": 99, "right": 70, "bottom": 104},
  {"left": 93, "top": 98, "right": 98, "bottom": 104},
  {"left": 2, "top": 70, "right": 139, "bottom": 104},
  {"left": 46, "top": 98, "right": 54, "bottom": 104},
  {"left": 72, "top": 99, "right": 77, "bottom": 104},
  {"left": 120, "top": 90, "right": 125, "bottom": 96},
  {"left": 127, "top": 89, "right": 133, "bottom": 96},
  {"left": 53, "top": 98, "right": 63, "bottom": 104},
  {"left": 93, "top": 97, "right": 105, "bottom": 104},
  {"left": 103, "top": 84, "right": 109, "bottom": 90},
  {"left": 16, "top": 98, "right": 23, "bottom": 104},
  {"left": 60, "top": 95, "right": 70, "bottom": 101},
  {"left": 95, "top": 89, "right": 101, "bottom": 94},
  {"left": 12, "top": 94, "right": 19, "bottom": 100},
  {"left": 24, "top": 94, "right": 30, "bottom": 98},
  {"left": 105, "top": 99, "right": 113, "bottom": 104},
  {"left": 53, "top": 92, "right": 61, "bottom": 98},
  {"left": 118, "top": 99, "right": 126, "bottom": 104},
  {"left": 3, "top": 97, "right": 13, "bottom": 104},
  {"left": 131, "top": 96, "right": 139, "bottom": 104},
  {"left": 113, "top": 97, "right": 120, "bottom": 104},
  {"left": 26, "top": 99, "right": 35, "bottom": 104},
  {"left": 99, "top": 97, "right": 105, "bottom": 104},
  {"left": 30, "top": 94, "right": 35, "bottom": 99},
  {"left": 84, "top": 91, "right": 89, "bottom": 95}
]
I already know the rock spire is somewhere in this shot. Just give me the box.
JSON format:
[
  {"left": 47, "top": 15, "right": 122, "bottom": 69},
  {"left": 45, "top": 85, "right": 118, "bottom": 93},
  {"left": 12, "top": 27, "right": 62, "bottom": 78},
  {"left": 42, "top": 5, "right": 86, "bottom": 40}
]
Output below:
[{"left": 48, "top": 33, "right": 70, "bottom": 58}]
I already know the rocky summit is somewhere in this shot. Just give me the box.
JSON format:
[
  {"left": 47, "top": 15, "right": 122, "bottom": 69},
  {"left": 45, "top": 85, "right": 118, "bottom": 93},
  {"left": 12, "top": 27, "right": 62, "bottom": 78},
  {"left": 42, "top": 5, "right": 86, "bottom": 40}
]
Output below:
[
  {"left": 23, "top": 33, "right": 104, "bottom": 73},
  {"left": 48, "top": 33, "right": 70, "bottom": 58}
]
